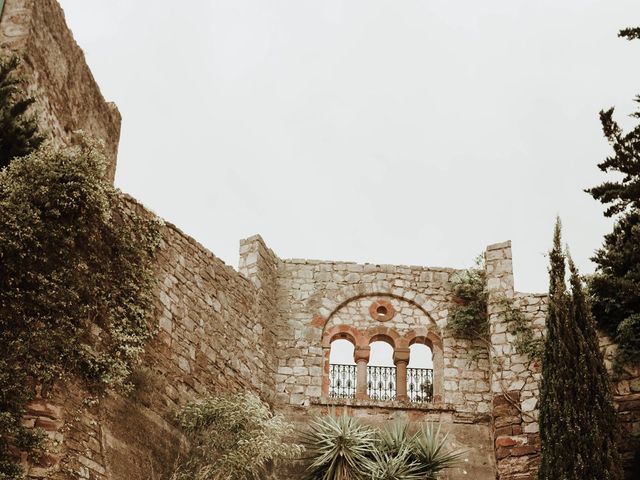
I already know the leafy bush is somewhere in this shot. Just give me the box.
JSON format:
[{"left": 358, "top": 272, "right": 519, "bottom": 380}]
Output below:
[
  {"left": 448, "top": 256, "right": 488, "bottom": 341},
  {"left": 0, "top": 139, "right": 160, "bottom": 477},
  {"left": 302, "top": 413, "right": 463, "bottom": 480},
  {"left": 172, "top": 392, "right": 303, "bottom": 480}
]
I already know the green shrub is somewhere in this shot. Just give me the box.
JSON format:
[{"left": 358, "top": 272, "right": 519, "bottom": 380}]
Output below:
[
  {"left": 172, "top": 392, "right": 303, "bottom": 480},
  {"left": 448, "top": 256, "right": 488, "bottom": 341},
  {"left": 0, "top": 139, "right": 160, "bottom": 477},
  {"left": 302, "top": 413, "right": 463, "bottom": 480}
]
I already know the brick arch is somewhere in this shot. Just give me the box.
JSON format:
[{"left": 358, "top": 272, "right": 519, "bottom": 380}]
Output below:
[
  {"left": 321, "top": 325, "right": 364, "bottom": 349},
  {"left": 364, "top": 326, "right": 403, "bottom": 349}
]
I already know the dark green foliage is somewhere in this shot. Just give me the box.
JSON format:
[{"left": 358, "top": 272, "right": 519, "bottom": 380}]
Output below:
[
  {"left": 537, "top": 220, "right": 622, "bottom": 480},
  {"left": 585, "top": 28, "right": 640, "bottom": 367},
  {"left": 302, "top": 413, "right": 463, "bottom": 480},
  {"left": 172, "top": 393, "right": 302, "bottom": 480},
  {"left": 0, "top": 140, "right": 160, "bottom": 478},
  {"left": 0, "top": 53, "right": 46, "bottom": 170},
  {"left": 619, "top": 27, "right": 640, "bottom": 40},
  {"left": 448, "top": 256, "right": 489, "bottom": 341},
  {"left": 589, "top": 211, "right": 640, "bottom": 366}
]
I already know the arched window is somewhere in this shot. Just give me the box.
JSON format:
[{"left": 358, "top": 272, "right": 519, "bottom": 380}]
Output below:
[
  {"left": 408, "top": 343, "right": 433, "bottom": 368},
  {"left": 369, "top": 341, "right": 394, "bottom": 366},
  {"left": 328, "top": 338, "right": 356, "bottom": 398},
  {"left": 368, "top": 340, "right": 396, "bottom": 401},
  {"left": 407, "top": 342, "right": 434, "bottom": 403}
]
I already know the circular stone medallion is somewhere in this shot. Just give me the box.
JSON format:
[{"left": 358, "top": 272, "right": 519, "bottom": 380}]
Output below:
[{"left": 369, "top": 299, "right": 395, "bottom": 322}]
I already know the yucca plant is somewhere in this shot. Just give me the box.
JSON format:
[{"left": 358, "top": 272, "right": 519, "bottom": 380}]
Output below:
[
  {"left": 370, "top": 447, "right": 423, "bottom": 480},
  {"left": 411, "top": 423, "right": 465, "bottom": 479},
  {"left": 303, "top": 415, "right": 463, "bottom": 480},
  {"left": 301, "top": 412, "right": 376, "bottom": 480},
  {"left": 372, "top": 422, "right": 423, "bottom": 480}
]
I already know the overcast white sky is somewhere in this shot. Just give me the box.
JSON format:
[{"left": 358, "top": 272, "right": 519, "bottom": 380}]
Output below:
[{"left": 59, "top": 0, "right": 640, "bottom": 294}]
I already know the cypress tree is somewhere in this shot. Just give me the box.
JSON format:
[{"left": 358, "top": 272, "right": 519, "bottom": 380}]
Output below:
[
  {"left": 0, "top": 52, "right": 45, "bottom": 170},
  {"left": 538, "top": 219, "right": 622, "bottom": 480}
]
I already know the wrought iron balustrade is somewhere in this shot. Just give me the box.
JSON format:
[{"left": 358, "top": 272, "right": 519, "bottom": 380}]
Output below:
[
  {"left": 328, "top": 364, "right": 357, "bottom": 398},
  {"left": 367, "top": 365, "right": 396, "bottom": 401},
  {"left": 407, "top": 367, "right": 433, "bottom": 403}
]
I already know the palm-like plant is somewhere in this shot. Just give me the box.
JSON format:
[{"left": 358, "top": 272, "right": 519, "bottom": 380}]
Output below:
[
  {"left": 301, "top": 412, "right": 376, "bottom": 480},
  {"left": 303, "top": 414, "right": 464, "bottom": 480},
  {"left": 372, "top": 422, "right": 423, "bottom": 480},
  {"left": 370, "top": 447, "right": 423, "bottom": 480},
  {"left": 412, "top": 423, "right": 465, "bottom": 479}
]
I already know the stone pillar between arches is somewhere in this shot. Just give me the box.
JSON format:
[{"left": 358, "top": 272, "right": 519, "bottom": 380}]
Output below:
[
  {"left": 394, "top": 347, "right": 410, "bottom": 401},
  {"left": 354, "top": 346, "right": 370, "bottom": 400}
]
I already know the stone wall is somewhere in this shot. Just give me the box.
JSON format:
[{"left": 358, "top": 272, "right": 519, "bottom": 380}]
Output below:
[
  {"left": 274, "top": 258, "right": 496, "bottom": 479},
  {"left": 20, "top": 196, "right": 280, "bottom": 480},
  {"left": 485, "top": 241, "right": 543, "bottom": 479},
  {"left": 0, "top": 0, "right": 121, "bottom": 182},
  {"left": 275, "top": 259, "right": 491, "bottom": 413}
]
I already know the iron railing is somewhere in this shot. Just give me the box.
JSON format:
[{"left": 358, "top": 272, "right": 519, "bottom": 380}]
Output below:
[
  {"left": 328, "top": 364, "right": 434, "bottom": 403},
  {"left": 367, "top": 365, "right": 396, "bottom": 401},
  {"left": 328, "top": 364, "right": 357, "bottom": 398},
  {"left": 407, "top": 367, "right": 434, "bottom": 403}
]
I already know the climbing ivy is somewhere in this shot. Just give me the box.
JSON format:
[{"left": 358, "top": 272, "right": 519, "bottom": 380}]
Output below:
[
  {"left": 448, "top": 255, "right": 489, "bottom": 341},
  {"left": 448, "top": 255, "right": 541, "bottom": 362},
  {"left": 0, "top": 139, "right": 161, "bottom": 478}
]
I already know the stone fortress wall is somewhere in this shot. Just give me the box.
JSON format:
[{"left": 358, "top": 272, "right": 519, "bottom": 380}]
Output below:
[
  {"left": 0, "top": 0, "right": 121, "bottom": 182},
  {"left": 1, "top": 1, "right": 638, "bottom": 479}
]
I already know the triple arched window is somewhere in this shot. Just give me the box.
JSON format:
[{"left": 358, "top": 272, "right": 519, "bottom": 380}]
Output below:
[{"left": 322, "top": 326, "right": 442, "bottom": 403}]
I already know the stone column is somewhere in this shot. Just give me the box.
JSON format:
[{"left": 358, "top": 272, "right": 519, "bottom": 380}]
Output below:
[
  {"left": 354, "top": 346, "right": 370, "bottom": 400},
  {"left": 394, "top": 347, "right": 410, "bottom": 402}
]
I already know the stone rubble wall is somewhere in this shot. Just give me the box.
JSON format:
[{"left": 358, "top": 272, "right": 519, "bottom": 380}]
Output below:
[
  {"left": 600, "top": 335, "right": 640, "bottom": 473},
  {"left": 275, "top": 259, "right": 492, "bottom": 415},
  {"left": 485, "top": 241, "right": 543, "bottom": 480},
  {"left": 0, "top": 0, "right": 121, "bottom": 182},
  {"left": 23, "top": 195, "right": 280, "bottom": 480},
  {"left": 274, "top": 258, "right": 497, "bottom": 479}
]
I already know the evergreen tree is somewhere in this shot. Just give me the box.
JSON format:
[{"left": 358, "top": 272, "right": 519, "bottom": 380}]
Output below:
[
  {"left": 538, "top": 220, "right": 622, "bottom": 480},
  {"left": 0, "top": 52, "right": 45, "bottom": 170},
  {"left": 585, "top": 27, "right": 640, "bottom": 366}
]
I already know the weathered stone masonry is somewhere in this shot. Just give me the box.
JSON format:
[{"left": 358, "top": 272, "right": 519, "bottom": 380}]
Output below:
[
  {"left": 0, "top": 0, "right": 121, "bottom": 182},
  {"left": 2, "top": 1, "right": 639, "bottom": 478}
]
